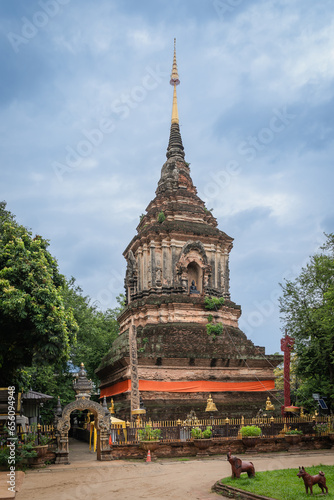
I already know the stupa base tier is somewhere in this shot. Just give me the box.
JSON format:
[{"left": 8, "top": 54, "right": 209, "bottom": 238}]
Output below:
[{"left": 104, "top": 390, "right": 280, "bottom": 421}]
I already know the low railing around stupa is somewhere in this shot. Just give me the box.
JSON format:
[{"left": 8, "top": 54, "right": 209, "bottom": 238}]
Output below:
[{"left": 110, "top": 415, "right": 333, "bottom": 445}]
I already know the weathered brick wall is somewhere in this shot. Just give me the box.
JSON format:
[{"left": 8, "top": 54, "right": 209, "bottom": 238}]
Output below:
[
  {"left": 108, "top": 435, "right": 332, "bottom": 460},
  {"left": 136, "top": 323, "right": 273, "bottom": 361}
]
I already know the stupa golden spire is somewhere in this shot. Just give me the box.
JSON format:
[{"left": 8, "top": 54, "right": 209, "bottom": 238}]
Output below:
[{"left": 170, "top": 38, "right": 180, "bottom": 125}]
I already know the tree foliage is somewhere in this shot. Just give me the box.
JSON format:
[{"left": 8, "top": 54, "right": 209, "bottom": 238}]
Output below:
[
  {"left": 279, "top": 233, "right": 334, "bottom": 410},
  {"left": 21, "top": 279, "right": 122, "bottom": 422},
  {"left": 0, "top": 202, "right": 78, "bottom": 386},
  {"left": 62, "top": 278, "right": 121, "bottom": 386}
]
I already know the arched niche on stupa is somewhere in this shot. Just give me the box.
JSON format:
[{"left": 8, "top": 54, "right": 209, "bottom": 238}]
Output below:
[
  {"left": 176, "top": 240, "right": 211, "bottom": 293},
  {"left": 187, "top": 261, "right": 202, "bottom": 293}
]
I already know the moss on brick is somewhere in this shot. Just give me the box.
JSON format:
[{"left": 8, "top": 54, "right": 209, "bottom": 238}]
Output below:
[
  {"left": 134, "top": 323, "right": 269, "bottom": 360},
  {"left": 95, "top": 330, "right": 130, "bottom": 375}
]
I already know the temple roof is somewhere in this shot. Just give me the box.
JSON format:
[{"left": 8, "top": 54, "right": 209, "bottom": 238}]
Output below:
[{"left": 21, "top": 390, "right": 53, "bottom": 401}]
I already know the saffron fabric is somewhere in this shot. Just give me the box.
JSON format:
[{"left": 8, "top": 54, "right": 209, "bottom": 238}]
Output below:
[{"left": 100, "top": 379, "right": 275, "bottom": 398}]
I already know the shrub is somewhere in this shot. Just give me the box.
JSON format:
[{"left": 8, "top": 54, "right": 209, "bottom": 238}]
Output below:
[
  {"left": 314, "top": 422, "right": 329, "bottom": 434},
  {"left": 240, "top": 425, "right": 261, "bottom": 437},
  {"left": 202, "top": 427, "right": 213, "bottom": 439},
  {"left": 284, "top": 428, "right": 303, "bottom": 435},
  {"left": 158, "top": 211, "right": 166, "bottom": 223},
  {"left": 206, "top": 322, "right": 223, "bottom": 339},
  {"left": 204, "top": 296, "right": 225, "bottom": 310},
  {"left": 138, "top": 425, "right": 161, "bottom": 441},
  {"left": 191, "top": 426, "right": 212, "bottom": 439}
]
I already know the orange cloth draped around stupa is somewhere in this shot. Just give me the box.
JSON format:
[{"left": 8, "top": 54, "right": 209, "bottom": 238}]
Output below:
[{"left": 100, "top": 379, "right": 275, "bottom": 398}]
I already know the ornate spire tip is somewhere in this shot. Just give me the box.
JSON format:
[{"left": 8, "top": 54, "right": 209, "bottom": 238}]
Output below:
[{"left": 170, "top": 37, "right": 180, "bottom": 86}]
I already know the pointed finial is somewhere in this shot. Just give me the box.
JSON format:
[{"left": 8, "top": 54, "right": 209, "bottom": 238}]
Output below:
[
  {"left": 170, "top": 38, "right": 180, "bottom": 125},
  {"left": 170, "top": 38, "right": 180, "bottom": 86},
  {"left": 166, "top": 39, "right": 185, "bottom": 159}
]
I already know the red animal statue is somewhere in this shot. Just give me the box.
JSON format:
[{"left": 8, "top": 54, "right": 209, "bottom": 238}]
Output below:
[
  {"left": 227, "top": 450, "right": 255, "bottom": 478},
  {"left": 297, "top": 466, "right": 328, "bottom": 495}
]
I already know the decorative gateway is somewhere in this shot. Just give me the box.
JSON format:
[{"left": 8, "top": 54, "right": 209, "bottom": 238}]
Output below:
[{"left": 96, "top": 40, "right": 282, "bottom": 420}]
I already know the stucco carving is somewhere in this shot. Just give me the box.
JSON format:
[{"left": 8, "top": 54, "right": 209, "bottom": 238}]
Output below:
[
  {"left": 176, "top": 240, "right": 211, "bottom": 291},
  {"left": 180, "top": 240, "right": 208, "bottom": 264},
  {"left": 125, "top": 249, "right": 138, "bottom": 302}
]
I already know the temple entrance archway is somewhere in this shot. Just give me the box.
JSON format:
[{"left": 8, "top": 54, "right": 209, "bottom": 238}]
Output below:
[
  {"left": 54, "top": 399, "right": 111, "bottom": 464},
  {"left": 54, "top": 363, "right": 111, "bottom": 464}
]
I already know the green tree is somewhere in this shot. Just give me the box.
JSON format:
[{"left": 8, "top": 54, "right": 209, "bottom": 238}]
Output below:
[
  {"left": 22, "top": 280, "right": 122, "bottom": 422},
  {"left": 279, "top": 233, "right": 334, "bottom": 411},
  {"left": 62, "top": 278, "right": 121, "bottom": 386},
  {"left": 0, "top": 203, "right": 78, "bottom": 386}
]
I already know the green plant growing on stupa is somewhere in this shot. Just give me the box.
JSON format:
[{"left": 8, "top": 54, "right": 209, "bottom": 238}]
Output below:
[
  {"left": 158, "top": 211, "right": 166, "bottom": 223},
  {"left": 206, "top": 322, "right": 223, "bottom": 340},
  {"left": 204, "top": 296, "right": 225, "bottom": 310}
]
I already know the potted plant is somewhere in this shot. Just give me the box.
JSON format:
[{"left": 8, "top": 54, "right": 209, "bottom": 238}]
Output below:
[
  {"left": 138, "top": 425, "right": 161, "bottom": 453},
  {"left": 191, "top": 426, "right": 213, "bottom": 454},
  {"left": 329, "top": 423, "right": 334, "bottom": 448},
  {"left": 25, "top": 433, "right": 50, "bottom": 468},
  {"left": 314, "top": 422, "right": 329, "bottom": 435},
  {"left": 240, "top": 425, "right": 261, "bottom": 448},
  {"left": 284, "top": 428, "right": 303, "bottom": 446}
]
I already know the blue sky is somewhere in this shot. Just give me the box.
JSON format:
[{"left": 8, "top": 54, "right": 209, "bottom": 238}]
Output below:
[{"left": 1, "top": 0, "right": 333, "bottom": 355}]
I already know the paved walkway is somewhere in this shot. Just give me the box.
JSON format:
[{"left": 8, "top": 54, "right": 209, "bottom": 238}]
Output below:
[
  {"left": 68, "top": 437, "right": 96, "bottom": 462},
  {"left": 9, "top": 442, "right": 334, "bottom": 500}
]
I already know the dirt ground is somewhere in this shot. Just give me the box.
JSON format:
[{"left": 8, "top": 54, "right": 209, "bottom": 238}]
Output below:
[{"left": 14, "top": 440, "right": 334, "bottom": 500}]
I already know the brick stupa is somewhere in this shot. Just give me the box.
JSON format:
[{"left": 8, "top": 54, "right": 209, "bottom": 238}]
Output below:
[{"left": 97, "top": 41, "right": 281, "bottom": 420}]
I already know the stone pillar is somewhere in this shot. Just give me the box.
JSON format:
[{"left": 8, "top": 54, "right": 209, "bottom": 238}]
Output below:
[
  {"left": 281, "top": 333, "right": 295, "bottom": 409},
  {"left": 217, "top": 246, "right": 222, "bottom": 290},
  {"left": 143, "top": 243, "right": 148, "bottom": 290},
  {"left": 223, "top": 251, "right": 230, "bottom": 299},
  {"left": 162, "top": 240, "right": 168, "bottom": 285},
  {"left": 137, "top": 248, "right": 143, "bottom": 292},
  {"left": 129, "top": 322, "right": 140, "bottom": 417},
  {"left": 150, "top": 242, "right": 156, "bottom": 287}
]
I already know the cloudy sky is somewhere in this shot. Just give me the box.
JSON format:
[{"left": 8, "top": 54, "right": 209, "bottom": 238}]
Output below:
[{"left": 1, "top": 0, "right": 333, "bottom": 355}]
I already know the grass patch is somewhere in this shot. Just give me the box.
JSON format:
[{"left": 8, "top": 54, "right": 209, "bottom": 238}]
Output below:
[
  {"left": 221, "top": 465, "right": 334, "bottom": 499},
  {"left": 177, "top": 457, "right": 190, "bottom": 461}
]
